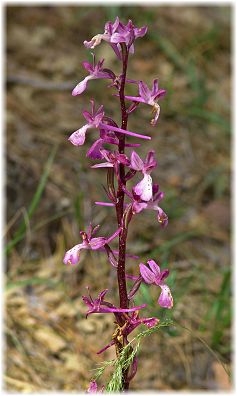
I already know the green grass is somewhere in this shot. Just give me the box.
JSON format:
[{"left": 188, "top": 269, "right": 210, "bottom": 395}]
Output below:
[
  {"left": 150, "top": 230, "right": 200, "bottom": 262},
  {"left": 199, "top": 268, "right": 231, "bottom": 352},
  {"left": 6, "top": 277, "right": 57, "bottom": 291},
  {"left": 5, "top": 145, "right": 58, "bottom": 255},
  {"left": 74, "top": 191, "right": 85, "bottom": 230}
]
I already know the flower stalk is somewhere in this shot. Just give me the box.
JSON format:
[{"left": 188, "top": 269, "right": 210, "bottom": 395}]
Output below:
[{"left": 116, "top": 43, "right": 130, "bottom": 315}]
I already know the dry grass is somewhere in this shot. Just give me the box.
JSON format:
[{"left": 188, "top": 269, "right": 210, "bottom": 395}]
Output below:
[{"left": 5, "top": 5, "right": 231, "bottom": 391}]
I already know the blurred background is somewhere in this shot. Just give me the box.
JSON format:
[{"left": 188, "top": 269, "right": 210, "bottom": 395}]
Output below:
[{"left": 5, "top": 5, "right": 231, "bottom": 392}]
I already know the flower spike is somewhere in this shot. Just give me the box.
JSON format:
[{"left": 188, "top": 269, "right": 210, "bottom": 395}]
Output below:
[{"left": 66, "top": 17, "right": 173, "bottom": 391}]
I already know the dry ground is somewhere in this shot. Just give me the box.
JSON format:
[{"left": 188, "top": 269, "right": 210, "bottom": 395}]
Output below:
[{"left": 5, "top": 5, "right": 231, "bottom": 391}]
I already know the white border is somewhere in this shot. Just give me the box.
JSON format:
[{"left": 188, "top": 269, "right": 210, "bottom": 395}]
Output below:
[{"left": 1, "top": 0, "right": 235, "bottom": 395}]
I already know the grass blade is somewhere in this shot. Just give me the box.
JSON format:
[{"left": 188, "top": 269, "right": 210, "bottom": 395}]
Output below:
[{"left": 5, "top": 145, "right": 58, "bottom": 255}]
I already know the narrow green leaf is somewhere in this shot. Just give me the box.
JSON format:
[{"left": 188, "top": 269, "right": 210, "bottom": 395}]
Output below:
[{"left": 5, "top": 145, "right": 58, "bottom": 255}]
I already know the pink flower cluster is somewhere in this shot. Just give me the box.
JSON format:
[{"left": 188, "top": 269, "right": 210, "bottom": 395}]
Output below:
[{"left": 64, "top": 16, "right": 173, "bottom": 391}]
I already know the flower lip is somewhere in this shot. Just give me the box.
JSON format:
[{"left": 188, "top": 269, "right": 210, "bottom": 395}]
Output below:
[{"left": 158, "top": 285, "right": 173, "bottom": 309}]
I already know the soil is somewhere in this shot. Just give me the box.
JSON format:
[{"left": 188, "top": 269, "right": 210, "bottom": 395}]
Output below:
[{"left": 5, "top": 5, "right": 231, "bottom": 391}]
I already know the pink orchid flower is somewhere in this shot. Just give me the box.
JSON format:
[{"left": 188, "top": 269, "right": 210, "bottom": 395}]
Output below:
[
  {"left": 124, "top": 79, "right": 166, "bottom": 125},
  {"left": 82, "top": 289, "right": 146, "bottom": 318},
  {"left": 84, "top": 17, "right": 147, "bottom": 59},
  {"left": 69, "top": 100, "right": 151, "bottom": 147},
  {"left": 130, "top": 150, "right": 157, "bottom": 201},
  {"left": 139, "top": 259, "right": 173, "bottom": 309},
  {"left": 86, "top": 129, "right": 140, "bottom": 160},
  {"left": 95, "top": 184, "right": 168, "bottom": 228},
  {"left": 63, "top": 224, "right": 121, "bottom": 265},
  {"left": 72, "top": 57, "right": 115, "bottom": 96}
]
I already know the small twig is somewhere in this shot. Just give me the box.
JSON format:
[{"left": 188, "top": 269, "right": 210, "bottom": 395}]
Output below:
[
  {"left": 4, "top": 207, "right": 28, "bottom": 236},
  {"left": 7, "top": 75, "right": 74, "bottom": 91}
]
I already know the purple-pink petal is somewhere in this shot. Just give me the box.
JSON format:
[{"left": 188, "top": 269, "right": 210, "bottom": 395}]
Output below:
[
  {"left": 86, "top": 139, "right": 104, "bottom": 160},
  {"left": 87, "top": 381, "right": 98, "bottom": 393},
  {"left": 100, "top": 303, "right": 146, "bottom": 314},
  {"left": 82, "top": 60, "right": 94, "bottom": 72},
  {"left": 91, "top": 162, "right": 114, "bottom": 169},
  {"left": 139, "top": 81, "right": 151, "bottom": 101},
  {"left": 143, "top": 317, "right": 159, "bottom": 328},
  {"left": 144, "top": 150, "right": 157, "bottom": 172},
  {"left": 117, "top": 153, "right": 130, "bottom": 166},
  {"left": 97, "top": 340, "right": 115, "bottom": 355},
  {"left": 110, "top": 32, "right": 127, "bottom": 43},
  {"left": 82, "top": 295, "right": 93, "bottom": 309},
  {"left": 106, "top": 227, "right": 122, "bottom": 244},
  {"left": 123, "top": 95, "right": 145, "bottom": 103},
  {"left": 130, "top": 151, "right": 144, "bottom": 171},
  {"left": 87, "top": 380, "right": 104, "bottom": 393},
  {"left": 139, "top": 263, "right": 156, "bottom": 284},
  {"left": 153, "top": 190, "right": 164, "bottom": 203},
  {"left": 151, "top": 79, "right": 159, "bottom": 95},
  {"left": 154, "top": 89, "right": 166, "bottom": 100},
  {"left": 95, "top": 201, "right": 115, "bottom": 207},
  {"left": 158, "top": 269, "right": 170, "bottom": 283},
  {"left": 90, "top": 237, "right": 107, "bottom": 250},
  {"left": 99, "top": 122, "right": 151, "bottom": 140},
  {"left": 98, "top": 289, "right": 109, "bottom": 300},
  {"left": 132, "top": 201, "right": 147, "bottom": 214},
  {"left": 147, "top": 259, "right": 161, "bottom": 277},
  {"left": 157, "top": 207, "right": 168, "bottom": 227},
  {"left": 83, "top": 109, "right": 94, "bottom": 123},
  {"left": 134, "top": 25, "right": 148, "bottom": 38},
  {"left": 152, "top": 184, "right": 160, "bottom": 195},
  {"left": 127, "top": 354, "right": 138, "bottom": 382}
]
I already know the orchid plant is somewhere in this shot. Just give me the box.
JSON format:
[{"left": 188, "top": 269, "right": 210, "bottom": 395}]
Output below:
[{"left": 64, "top": 17, "right": 173, "bottom": 392}]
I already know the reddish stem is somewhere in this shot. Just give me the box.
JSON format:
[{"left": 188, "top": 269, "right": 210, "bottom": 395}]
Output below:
[
  {"left": 116, "top": 44, "right": 129, "bottom": 311},
  {"left": 115, "top": 44, "right": 131, "bottom": 391}
]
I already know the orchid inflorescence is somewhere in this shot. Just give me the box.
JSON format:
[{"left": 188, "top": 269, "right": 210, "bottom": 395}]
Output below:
[{"left": 64, "top": 17, "right": 173, "bottom": 392}]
